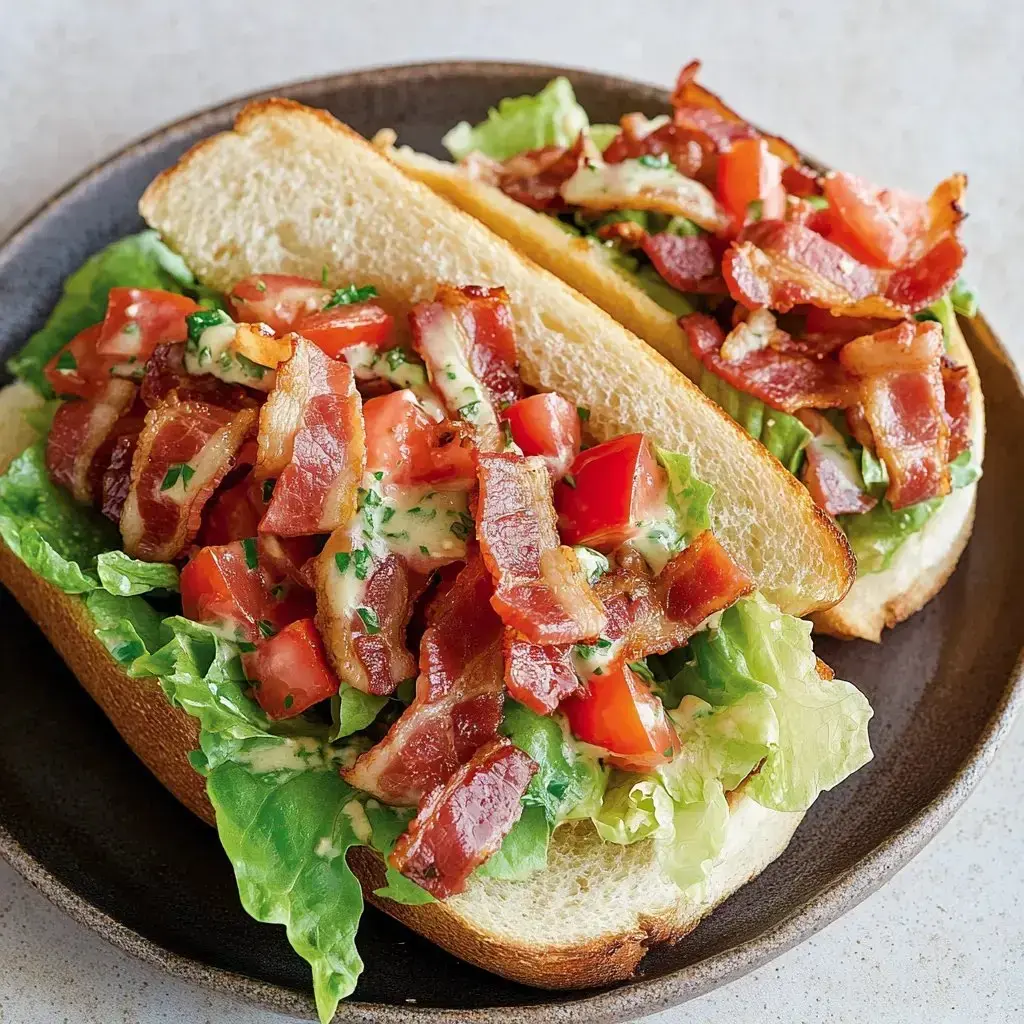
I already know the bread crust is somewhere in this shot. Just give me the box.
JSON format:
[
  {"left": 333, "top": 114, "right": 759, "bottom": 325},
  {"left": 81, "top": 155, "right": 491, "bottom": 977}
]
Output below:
[
  {"left": 139, "top": 98, "right": 854, "bottom": 617},
  {"left": 391, "top": 149, "right": 984, "bottom": 641}
]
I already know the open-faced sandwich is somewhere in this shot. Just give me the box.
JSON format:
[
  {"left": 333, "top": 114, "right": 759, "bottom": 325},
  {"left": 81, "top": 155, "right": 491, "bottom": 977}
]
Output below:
[
  {"left": 0, "top": 99, "right": 872, "bottom": 1023},
  {"left": 381, "top": 61, "right": 985, "bottom": 642}
]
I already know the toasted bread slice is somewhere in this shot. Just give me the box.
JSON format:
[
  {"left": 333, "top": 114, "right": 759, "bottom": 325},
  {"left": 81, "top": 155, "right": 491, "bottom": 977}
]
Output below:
[
  {"left": 387, "top": 145, "right": 984, "bottom": 641},
  {"left": 138, "top": 99, "right": 853, "bottom": 617}
]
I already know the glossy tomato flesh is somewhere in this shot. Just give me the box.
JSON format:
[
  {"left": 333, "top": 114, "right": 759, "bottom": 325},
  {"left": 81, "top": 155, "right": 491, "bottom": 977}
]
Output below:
[
  {"left": 44, "top": 325, "right": 113, "bottom": 398},
  {"left": 363, "top": 389, "right": 475, "bottom": 489},
  {"left": 717, "top": 138, "right": 786, "bottom": 227},
  {"left": 293, "top": 302, "right": 394, "bottom": 358},
  {"left": 554, "top": 433, "right": 666, "bottom": 550},
  {"left": 241, "top": 618, "right": 340, "bottom": 719},
  {"left": 95, "top": 288, "right": 198, "bottom": 359},
  {"left": 563, "top": 660, "right": 679, "bottom": 771},
  {"left": 229, "top": 274, "right": 331, "bottom": 334},
  {"left": 503, "top": 392, "right": 581, "bottom": 480}
]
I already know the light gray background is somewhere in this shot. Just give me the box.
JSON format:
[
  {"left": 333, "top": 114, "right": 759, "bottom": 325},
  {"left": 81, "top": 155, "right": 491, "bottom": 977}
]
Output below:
[{"left": 1, "top": 2, "right": 1022, "bottom": 1022}]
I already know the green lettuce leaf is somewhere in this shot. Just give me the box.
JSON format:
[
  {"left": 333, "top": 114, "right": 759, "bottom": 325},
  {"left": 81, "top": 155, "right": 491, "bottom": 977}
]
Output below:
[
  {"left": 331, "top": 685, "right": 388, "bottom": 740},
  {"left": 476, "top": 805, "right": 552, "bottom": 881},
  {"left": 655, "top": 777, "right": 730, "bottom": 890},
  {"left": 0, "top": 442, "right": 116, "bottom": 591},
  {"left": 86, "top": 590, "right": 166, "bottom": 667},
  {"left": 950, "top": 278, "right": 979, "bottom": 318},
  {"left": 501, "top": 699, "right": 606, "bottom": 824},
  {"left": 631, "top": 264, "right": 697, "bottom": 317},
  {"left": 840, "top": 498, "right": 940, "bottom": 574},
  {"left": 443, "top": 77, "right": 589, "bottom": 161},
  {"left": 656, "top": 448, "right": 714, "bottom": 545},
  {"left": 588, "top": 123, "right": 621, "bottom": 150},
  {"left": 699, "top": 369, "right": 812, "bottom": 475},
  {"left": 95, "top": 551, "right": 179, "bottom": 596},
  {"left": 593, "top": 776, "right": 673, "bottom": 845},
  {"left": 363, "top": 801, "right": 434, "bottom": 905},
  {"left": 9, "top": 231, "right": 201, "bottom": 395}
]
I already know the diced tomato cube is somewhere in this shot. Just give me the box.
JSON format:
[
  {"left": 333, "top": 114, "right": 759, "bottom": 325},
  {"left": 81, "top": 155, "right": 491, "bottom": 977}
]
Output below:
[
  {"left": 554, "top": 433, "right": 666, "bottom": 550},
  {"left": 44, "top": 325, "right": 109, "bottom": 398},
  {"left": 95, "top": 288, "right": 198, "bottom": 359},
  {"left": 241, "top": 618, "right": 340, "bottom": 719},
  {"left": 229, "top": 274, "right": 331, "bottom": 334},
  {"left": 717, "top": 138, "right": 787, "bottom": 228},
  {"left": 363, "top": 389, "right": 476, "bottom": 489},
  {"left": 502, "top": 393, "right": 581, "bottom": 480},
  {"left": 562, "top": 660, "right": 679, "bottom": 771},
  {"left": 294, "top": 302, "right": 394, "bottom": 358}
]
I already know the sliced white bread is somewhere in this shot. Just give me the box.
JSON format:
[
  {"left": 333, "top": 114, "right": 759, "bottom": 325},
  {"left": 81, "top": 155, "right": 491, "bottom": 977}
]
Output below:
[
  {"left": 386, "top": 145, "right": 985, "bottom": 642},
  {"left": 138, "top": 99, "right": 854, "bottom": 618}
]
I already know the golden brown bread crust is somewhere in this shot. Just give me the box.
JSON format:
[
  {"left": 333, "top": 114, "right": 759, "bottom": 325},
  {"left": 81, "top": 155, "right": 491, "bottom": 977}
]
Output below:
[{"left": 0, "top": 539, "right": 214, "bottom": 825}]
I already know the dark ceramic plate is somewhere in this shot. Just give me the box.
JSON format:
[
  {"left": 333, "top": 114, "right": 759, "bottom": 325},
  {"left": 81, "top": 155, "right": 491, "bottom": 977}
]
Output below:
[{"left": 0, "top": 61, "right": 1021, "bottom": 1024}]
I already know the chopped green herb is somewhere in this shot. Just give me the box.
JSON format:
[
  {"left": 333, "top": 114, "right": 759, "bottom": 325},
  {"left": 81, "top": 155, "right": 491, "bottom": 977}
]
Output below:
[
  {"left": 357, "top": 606, "right": 381, "bottom": 634},
  {"left": 283, "top": 694, "right": 294, "bottom": 709},
  {"left": 241, "top": 537, "right": 259, "bottom": 570},
  {"left": 352, "top": 547, "right": 372, "bottom": 581},
  {"left": 458, "top": 399, "right": 481, "bottom": 420},
  {"left": 662, "top": 744, "right": 675, "bottom": 758},
  {"left": 160, "top": 462, "right": 195, "bottom": 491},
  {"left": 324, "top": 283, "right": 378, "bottom": 309},
  {"left": 237, "top": 640, "right": 257, "bottom": 653},
  {"left": 449, "top": 511, "right": 474, "bottom": 540},
  {"left": 747, "top": 199, "right": 764, "bottom": 222},
  {"left": 446, "top": 370, "right": 457, "bottom": 381},
  {"left": 419, "top": 545, "right": 430, "bottom": 556},
  {"left": 262, "top": 478, "right": 275, "bottom": 502},
  {"left": 383, "top": 530, "right": 410, "bottom": 541},
  {"left": 185, "top": 308, "right": 228, "bottom": 344},
  {"left": 576, "top": 405, "right": 590, "bottom": 422},
  {"left": 258, "top": 619, "right": 277, "bottom": 639},
  {"left": 235, "top": 352, "right": 267, "bottom": 380},
  {"left": 407, "top": 506, "right": 437, "bottom": 520},
  {"left": 563, "top": 473, "right": 577, "bottom": 489},
  {"left": 218, "top": 351, "right": 233, "bottom": 371},
  {"left": 270, "top": 585, "right": 285, "bottom": 599},
  {"left": 500, "top": 419, "right": 515, "bottom": 449},
  {"left": 198, "top": 346, "right": 212, "bottom": 366},
  {"left": 593, "top": 667, "right": 604, "bottom": 676},
  {"left": 255, "top": 279, "right": 268, "bottom": 293},
  {"left": 320, "top": 265, "right": 329, "bottom": 286},
  {"left": 382, "top": 506, "right": 396, "bottom": 524},
  {"left": 384, "top": 348, "right": 407, "bottom": 372},
  {"left": 55, "top": 350, "right": 77, "bottom": 372},
  {"left": 335, "top": 552, "right": 351, "bottom": 574},
  {"left": 803, "top": 195, "right": 830, "bottom": 211},
  {"left": 638, "top": 153, "right": 670, "bottom": 169},
  {"left": 361, "top": 488, "right": 382, "bottom": 508},
  {"left": 372, "top": 470, "right": 384, "bottom": 481},
  {"left": 628, "top": 660, "right": 655, "bottom": 684}
]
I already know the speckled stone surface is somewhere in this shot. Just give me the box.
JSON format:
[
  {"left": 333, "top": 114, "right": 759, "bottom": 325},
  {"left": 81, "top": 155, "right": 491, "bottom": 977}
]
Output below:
[{"left": 1, "top": 1, "right": 1022, "bottom": 1022}]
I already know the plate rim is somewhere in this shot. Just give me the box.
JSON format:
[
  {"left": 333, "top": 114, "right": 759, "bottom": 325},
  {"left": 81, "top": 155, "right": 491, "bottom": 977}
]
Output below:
[{"left": 1, "top": 58, "right": 1022, "bottom": 1024}]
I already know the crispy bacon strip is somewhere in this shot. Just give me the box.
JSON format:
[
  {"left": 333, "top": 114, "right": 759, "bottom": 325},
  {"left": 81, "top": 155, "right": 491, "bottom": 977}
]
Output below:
[
  {"left": 839, "top": 321, "right": 950, "bottom": 509},
  {"left": 141, "top": 343, "right": 262, "bottom": 410},
  {"left": 389, "top": 737, "right": 537, "bottom": 899},
  {"left": 641, "top": 233, "right": 724, "bottom": 293},
  {"left": 503, "top": 632, "right": 582, "bottom": 715},
  {"left": 410, "top": 285, "right": 523, "bottom": 451},
  {"left": 342, "top": 553, "right": 505, "bottom": 805},
  {"left": 797, "top": 410, "right": 877, "bottom": 516},
  {"left": 255, "top": 337, "right": 365, "bottom": 536},
  {"left": 942, "top": 358, "right": 972, "bottom": 461},
  {"left": 315, "top": 540, "right": 418, "bottom": 696},
  {"left": 476, "top": 452, "right": 606, "bottom": 645},
  {"left": 120, "top": 397, "right": 257, "bottom": 561},
  {"left": 657, "top": 531, "right": 754, "bottom": 627},
  {"left": 683, "top": 312, "right": 855, "bottom": 413},
  {"left": 46, "top": 380, "right": 138, "bottom": 504},
  {"left": 723, "top": 220, "right": 963, "bottom": 318},
  {"left": 596, "top": 564, "right": 696, "bottom": 659},
  {"left": 495, "top": 138, "right": 588, "bottom": 212},
  {"left": 603, "top": 114, "right": 705, "bottom": 180}
]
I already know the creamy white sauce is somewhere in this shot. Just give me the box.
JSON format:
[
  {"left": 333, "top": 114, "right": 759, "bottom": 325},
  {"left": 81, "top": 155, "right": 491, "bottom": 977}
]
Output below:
[
  {"left": 379, "top": 486, "right": 471, "bottom": 565},
  {"left": 186, "top": 320, "right": 276, "bottom": 391},
  {"left": 573, "top": 545, "right": 610, "bottom": 584},
  {"left": 419, "top": 314, "right": 497, "bottom": 429},
  {"left": 343, "top": 345, "right": 444, "bottom": 419},
  {"left": 342, "top": 799, "right": 373, "bottom": 843},
  {"left": 572, "top": 636, "right": 622, "bottom": 680},
  {"left": 235, "top": 737, "right": 330, "bottom": 774},
  {"left": 626, "top": 516, "right": 683, "bottom": 576},
  {"left": 315, "top": 836, "right": 344, "bottom": 861}
]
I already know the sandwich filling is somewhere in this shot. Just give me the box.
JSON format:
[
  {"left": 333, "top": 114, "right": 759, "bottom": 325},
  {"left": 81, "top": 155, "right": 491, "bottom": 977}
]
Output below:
[
  {"left": 1, "top": 233, "right": 872, "bottom": 1022},
  {"left": 440, "top": 62, "right": 982, "bottom": 576}
]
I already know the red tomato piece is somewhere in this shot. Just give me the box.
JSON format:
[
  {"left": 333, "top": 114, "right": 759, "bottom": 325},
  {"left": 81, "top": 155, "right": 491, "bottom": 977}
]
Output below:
[
  {"left": 95, "top": 288, "right": 198, "bottom": 359},
  {"left": 363, "top": 389, "right": 476, "bottom": 489},
  {"left": 241, "top": 618, "right": 340, "bottom": 719},
  {"left": 229, "top": 274, "right": 331, "bottom": 334},
  {"left": 554, "top": 433, "right": 666, "bottom": 550},
  {"left": 502, "top": 393, "right": 582, "bottom": 481},
  {"left": 822, "top": 172, "right": 916, "bottom": 268},
  {"left": 44, "top": 325, "right": 110, "bottom": 398},
  {"left": 562, "top": 660, "right": 679, "bottom": 771},
  {"left": 180, "top": 541, "right": 314, "bottom": 643},
  {"left": 717, "top": 138, "right": 786, "bottom": 227},
  {"left": 293, "top": 302, "right": 394, "bottom": 358}
]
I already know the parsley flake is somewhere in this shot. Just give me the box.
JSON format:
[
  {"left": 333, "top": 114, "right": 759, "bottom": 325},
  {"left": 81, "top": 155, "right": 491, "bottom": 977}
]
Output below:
[
  {"left": 55, "top": 350, "right": 77, "bottom": 372},
  {"left": 160, "top": 462, "right": 195, "bottom": 491},
  {"left": 258, "top": 619, "right": 277, "bottom": 639},
  {"left": 357, "top": 606, "right": 381, "bottom": 634},
  {"left": 262, "top": 478, "right": 275, "bottom": 502},
  {"left": 241, "top": 537, "right": 259, "bottom": 570},
  {"left": 324, "top": 283, "right": 378, "bottom": 309}
]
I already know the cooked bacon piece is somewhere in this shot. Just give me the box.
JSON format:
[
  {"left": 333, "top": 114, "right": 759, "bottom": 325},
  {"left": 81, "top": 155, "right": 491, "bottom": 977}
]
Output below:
[
  {"left": 101, "top": 432, "right": 139, "bottom": 524},
  {"left": 942, "top": 358, "right": 972, "bottom": 461},
  {"left": 255, "top": 337, "right": 365, "bottom": 536},
  {"left": 641, "top": 233, "right": 724, "bottom": 293},
  {"left": 342, "top": 554, "right": 506, "bottom": 805},
  {"left": 46, "top": 380, "right": 139, "bottom": 505},
  {"left": 657, "top": 531, "right": 754, "bottom": 627},
  {"left": 141, "top": 343, "right": 261, "bottom": 410},
  {"left": 797, "top": 410, "right": 877, "bottom": 516},
  {"left": 596, "top": 218, "right": 649, "bottom": 248},
  {"left": 503, "top": 632, "right": 582, "bottom": 715},
  {"left": 476, "top": 452, "right": 606, "bottom": 645},
  {"left": 120, "top": 397, "right": 257, "bottom": 561},
  {"left": 724, "top": 220, "right": 963, "bottom": 318},
  {"left": 839, "top": 321, "right": 950, "bottom": 509},
  {"left": 258, "top": 533, "right": 322, "bottom": 590},
  {"left": 596, "top": 565, "right": 694, "bottom": 659},
  {"left": 410, "top": 285, "right": 522, "bottom": 450},
  {"left": 389, "top": 737, "right": 537, "bottom": 899},
  {"left": 496, "top": 138, "right": 588, "bottom": 212},
  {"left": 683, "top": 312, "right": 855, "bottom": 413},
  {"left": 602, "top": 114, "right": 705, "bottom": 180},
  {"left": 316, "top": 538, "right": 418, "bottom": 696},
  {"left": 845, "top": 402, "right": 876, "bottom": 451}
]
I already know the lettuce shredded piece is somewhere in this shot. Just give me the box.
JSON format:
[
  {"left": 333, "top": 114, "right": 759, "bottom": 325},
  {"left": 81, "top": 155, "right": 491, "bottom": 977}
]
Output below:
[
  {"left": 699, "top": 369, "right": 813, "bottom": 475},
  {"left": 8, "top": 231, "right": 220, "bottom": 396},
  {"left": 443, "top": 77, "right": 589, "bottom": 162},
  {"left": 656, "top": 447, "right": 715, "bottom": 545}
]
